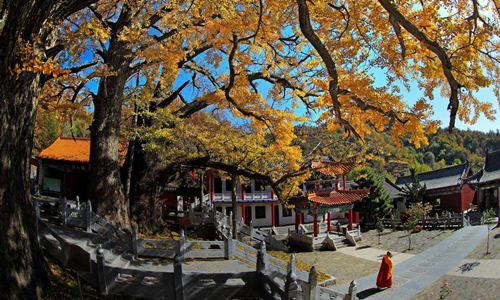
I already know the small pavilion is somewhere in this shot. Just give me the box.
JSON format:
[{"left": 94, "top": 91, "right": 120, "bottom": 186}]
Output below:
[{"left": 290, "top": 189, "right": 370, "bottom": 237}]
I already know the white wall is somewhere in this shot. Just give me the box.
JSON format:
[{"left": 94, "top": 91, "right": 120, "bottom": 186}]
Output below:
[{"left": 278, "top": 205, "right": 295, "bottom": 226}]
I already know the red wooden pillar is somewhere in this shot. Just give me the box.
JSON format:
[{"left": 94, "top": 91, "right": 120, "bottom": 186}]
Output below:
[
  {"left": 348, "top": 206, "right": 353, "bottom": 231},
  {"left": 271, "top": 203, "right": 276, "bottom": 227},
  {"left": 295, "top": 210, "right": 299, "bottom": 233},
  {"left": 316, "top": 182, "right": 320, "bottom": 192},
  {"left": 343, "top": 175, "right": 346, "bottom": 190},
  {"left": 327, "top": 212, "right": 331, "bottom": 232},
  {"left": 335, "top": 178, "right": 339, "bottom": 190},
  {"left": 313, "top": 203, "right": 318, "bottom": 237},
  {"left": 210, "top": 173, "right": 214, "bottom": 201}
]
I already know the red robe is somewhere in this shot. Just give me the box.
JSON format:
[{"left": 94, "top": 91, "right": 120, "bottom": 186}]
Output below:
[{"left": 376, "top": 255, "right": 393, "bottom": 288}]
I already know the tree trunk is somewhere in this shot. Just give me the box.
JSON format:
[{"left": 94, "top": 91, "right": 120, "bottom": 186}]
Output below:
[
  {"left": 0, "top": 64, "right": 50, "bottom": 300},
  {"left": 231, "top": 174, "right": 238, "bottom": 239},
  {"left": 89, "top": 8, "right": 133, "bottom": 230},
  {"left": 89, "top": 72, "right": 130, "bottom": 230},
  {"left": 0, "top": 1, "right": 96, "bottom": 297}
]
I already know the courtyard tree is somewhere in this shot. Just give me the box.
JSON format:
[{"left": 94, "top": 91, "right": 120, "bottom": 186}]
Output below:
[
  {"left": 375, "top": 220, "right": 385, "bottom": 245},
  {"left": 403, "top": 202, "right": 432, "bottom": 250},
  {"left": 402, "top": 167, "right": 427, "bottom": 207},
  {"left": 0, "top": 0, "right": 100, "bottom": 298},
  {"left": 484, "top": 208, "right": 496, "bottom": 255},
  {"left": 354, "top": 167, "right": 394, "bottom": 221}
]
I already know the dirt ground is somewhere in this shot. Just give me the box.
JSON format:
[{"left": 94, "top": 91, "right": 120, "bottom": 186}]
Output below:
[{"left": 359, "top": 228, "right": 457, "bottom": 254}]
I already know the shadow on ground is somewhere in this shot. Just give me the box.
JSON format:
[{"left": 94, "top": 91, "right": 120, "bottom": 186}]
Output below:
[
  {"left": 459, "top": 261, "right": 480, "bottom": 273},
  {"left": 357, "top": 287, "right": 385, "bottom": 299}
]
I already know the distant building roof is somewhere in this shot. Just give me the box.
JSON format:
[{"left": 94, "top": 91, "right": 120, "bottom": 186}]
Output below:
[
  {"left": 395, "top": 163, "right": 471, "bottom": 191},
  {"left": 291, "top": 189, "right": 370, "bottom": 207},
  {"left": 36, "top": 137, "right": 129, "bottom": 165},
  {"left": 383, "top": 178, "right": 404, "bottom": 199},
  {"left": 464, "top": 149, "right": 500, "bottom": 185}
]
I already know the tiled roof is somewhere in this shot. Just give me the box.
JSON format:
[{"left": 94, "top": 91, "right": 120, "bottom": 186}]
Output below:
[
  {"left": 383, "top": 178, "right": 404, "bottom": 199},
  {"left": 311, "top": 161, "right": 356, "bottom": 177},
  {"left": 464, "top": 150, "right": 500, "bottom": 185},
  {"left": 36, "top": 137, "right": 129, "bottom": 165},
  {"left": 395, "top": 163, "right": 470, "bottom": 191},
  {"left": 294, "top": 189, "right": 369, "bottom": 207}
]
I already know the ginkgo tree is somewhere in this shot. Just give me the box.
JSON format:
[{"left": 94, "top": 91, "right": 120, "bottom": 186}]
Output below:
[
  {"left": 48, "top": 0, "right": 499, "bottom": 229},
  {"left": 0, "top": 0, "right": 104, "bottom": 298}
]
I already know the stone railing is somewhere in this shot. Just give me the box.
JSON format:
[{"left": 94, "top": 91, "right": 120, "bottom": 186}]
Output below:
[
  {"left": 215, "top": 211, "right": 287, "bottom": 251},
  {"left": 133, "top": 228, "right": 233, "bottom": 260},
  {"left": 34, "top": 199, "right": 358, "bottom": 300},
  {"left": 382, "top": 212, "right": 464, "bottom": 229}
]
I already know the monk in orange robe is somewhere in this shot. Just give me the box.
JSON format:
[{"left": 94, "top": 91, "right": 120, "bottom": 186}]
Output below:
[{"left": 376, "top": 251, "right": 393, "bottom": 289}]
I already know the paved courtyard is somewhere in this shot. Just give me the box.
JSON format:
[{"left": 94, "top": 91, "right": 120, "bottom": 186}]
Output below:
[
  {"left": 335, "top": 225, "right": 488, "bottom": 300},
  {"left": 412, "top": 227, "right": 500, "bottom": 299}
]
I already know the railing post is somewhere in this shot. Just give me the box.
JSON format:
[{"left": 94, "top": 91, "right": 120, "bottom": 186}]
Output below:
[
  {"left": 59, "top": 197, "right": 67, "bottom": 228},
  {"left": 86, "top": 200, "right": 92, "bottom": 233},
  {"left": 96, "top": 246, "right": 108, "bottom": 294},
  {"left": 284, "top": 270, "right": 298, "bottom": 300},
  {"left": 287, "top": 254, "right": 296, "bottom": 275},
  {"left": 179, "top": 229, "right": 186, "bottom": 260},
  {"left": 174, "top": 254, "right": 184, "bottom": 300},
  {"left": 308, "top": 266, "right": 318, "bottom": 300},
  {"left": 75, "top": 195, "right": 80, "bottom": 210},
  {"left": 35, "top": 201, "right": 41, "bottom": 245},
  {"left": 259, "top": 242, "right": 268, "bottom": 268},
  {"left": 257, "top": 247, "right": 265, "bottom": 272},
  {"left": 131, "top": 224, "right": 138, "bottom": 258},
  {"left": 225, "top": 229, "right": 234, "bottom": 260},
  {"left": 249, "top": 221, "right": 254, "bottom": 237},
  {"left": 256, "top": 246, "right": 265, "bottom": 299},
  {"left": 346, "top": 280, "right": 357, "bottom": 300}
]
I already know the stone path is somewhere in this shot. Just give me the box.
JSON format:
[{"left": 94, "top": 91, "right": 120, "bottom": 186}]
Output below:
[
  {"left": 336, "top": 225, "right": 487, "bottom": 300},
  {"left": 336, "top": 246, "right": 414, "bottom": 265}
]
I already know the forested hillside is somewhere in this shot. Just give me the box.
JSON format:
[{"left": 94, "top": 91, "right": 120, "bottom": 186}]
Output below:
[{"left": 296, "top": 125, "right": 500, "bottom": 180}]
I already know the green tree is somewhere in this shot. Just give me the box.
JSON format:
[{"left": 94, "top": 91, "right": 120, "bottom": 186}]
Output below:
[
  {"left": 403, "top": 202, "right": 432, "bottom": 250},
  {"left": 354, "top": 167, "right": 393, "bottom": 221},
  {"left": 402, "top": 167, "right": 427, "bottom": 207},
  {"left": 375, "top": 220, "right": 385, "bottom": 245},
  {"left": 484, "top": 208, "right": 496, "bottom": 255}
]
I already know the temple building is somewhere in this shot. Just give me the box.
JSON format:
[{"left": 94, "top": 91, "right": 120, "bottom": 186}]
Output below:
[
  {"left": 33, "top": 136, "right": 128, "bottom": 200},
  {"left": 383, "top": 178, "right": 406, "bottom": 213},
  {"left": 208, "top": 158, "right": 367, "bottom": 229},
  {"left": 463, "top": 149, "right": 500, "bottom": 213},
  {"left": 394, "top": 162, "right": 475, "bottom": 213}
]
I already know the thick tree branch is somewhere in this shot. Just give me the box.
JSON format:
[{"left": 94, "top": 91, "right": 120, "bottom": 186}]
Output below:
[
  {"left": 377, "top": 0, "right": 463, "bottom": 131},
  {"left": 297, "top": 0, "right": 362, "bottom": 139}
]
